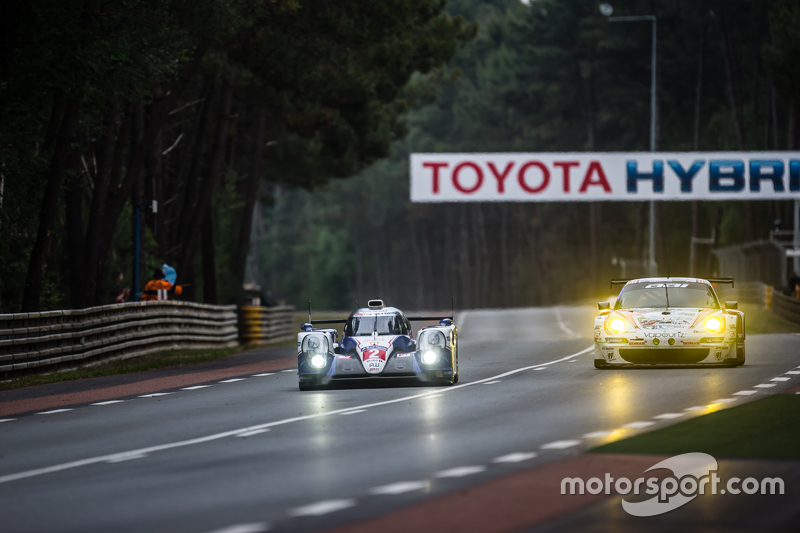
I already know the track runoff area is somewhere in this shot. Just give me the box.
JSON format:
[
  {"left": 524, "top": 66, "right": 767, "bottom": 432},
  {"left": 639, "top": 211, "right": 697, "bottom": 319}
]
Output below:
[{"left": 0, "top": 303, "right": 799, "bottom": 532}]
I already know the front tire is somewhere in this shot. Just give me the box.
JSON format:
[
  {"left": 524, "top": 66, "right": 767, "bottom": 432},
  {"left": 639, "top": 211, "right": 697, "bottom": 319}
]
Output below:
[
  {"left": 594, "top": 360, "right": 608, "bottom": 369},
  {"left": 736, "top": 343, "right": 746, "bottom": 366}
]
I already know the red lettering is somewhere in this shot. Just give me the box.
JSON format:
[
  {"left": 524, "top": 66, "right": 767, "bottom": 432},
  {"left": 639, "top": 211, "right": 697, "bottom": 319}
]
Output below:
[
  {"left": 487, "top": 162, "right": 514, "bottom": 193},
  {"left": 452, "top": 162, "right": 484, "bottom": 194},
  {"left": 517, "top": 161, "right": 550, "bottom": 194},
  {"left": 554, "top": 161, "right": 580, "bottom": 192},
  {"left": 422, "top": 162, "right": 449, "bottom": 194},
  {"left": 579, "top": 161, "right": 612, "bottom": 193}
]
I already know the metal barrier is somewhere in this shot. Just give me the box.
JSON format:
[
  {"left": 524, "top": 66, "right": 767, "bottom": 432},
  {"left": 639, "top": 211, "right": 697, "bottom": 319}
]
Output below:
[
  {"left": 772, "top": 291, "right": 800, "bottom": 325},
  {"left": 239, "top": 306, "right": 296, "bottom": 345},
  {"left": 716, "top": 281, "right": 768, "bottom": 307},
  {"left": 0, "top": 301, "right": 238, "bottom": 379}
]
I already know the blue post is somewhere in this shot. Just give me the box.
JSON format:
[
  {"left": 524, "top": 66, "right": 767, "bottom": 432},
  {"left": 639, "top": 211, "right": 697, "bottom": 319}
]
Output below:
[{"left": 133, "top": 207, "right": 140, "bottom": 299}]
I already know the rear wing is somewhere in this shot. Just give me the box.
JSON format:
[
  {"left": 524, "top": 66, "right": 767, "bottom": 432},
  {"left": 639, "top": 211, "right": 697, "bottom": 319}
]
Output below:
[
  {"left": 408, "top": 297, "right": 455, "bottom": 323},
  {"left": 707, "top": 277, "right": 734, "bottom": 287},
  {"left": 609, "top": 277, "right": 735, "bottom": 289}
]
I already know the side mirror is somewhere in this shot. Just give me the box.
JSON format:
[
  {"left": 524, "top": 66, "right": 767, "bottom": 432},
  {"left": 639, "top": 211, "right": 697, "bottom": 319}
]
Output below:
[
  {"left": 300, "top": 322, "right": 313, "bottom": 332},
  {"left": 439, "top": 318, "right": 453, "bottom": 327},
  {"left": 598, "top": 302, "right": 611, "bottom": 311},
  {"left": 725, "top": 301, "right": 738, "bottom": 310}
]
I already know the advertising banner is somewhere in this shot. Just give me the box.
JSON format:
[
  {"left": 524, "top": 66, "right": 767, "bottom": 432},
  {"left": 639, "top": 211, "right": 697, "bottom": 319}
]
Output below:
[{"left": 410, "top": 152, "right": 800, "bottom": 202}]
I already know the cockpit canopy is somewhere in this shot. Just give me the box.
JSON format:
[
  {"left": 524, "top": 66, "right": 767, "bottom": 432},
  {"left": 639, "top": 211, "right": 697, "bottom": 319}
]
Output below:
[
  {"left": 614, "top": 281, "right": 720, "bottom": 310},
  {"left": 344, "top": 311, "right": 411, "bottom": 337}
]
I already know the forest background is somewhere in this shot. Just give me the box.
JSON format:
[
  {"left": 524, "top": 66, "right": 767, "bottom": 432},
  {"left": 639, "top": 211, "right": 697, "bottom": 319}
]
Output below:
[{"left": 3, "top": 0, "right": 800, "bottom": 313}]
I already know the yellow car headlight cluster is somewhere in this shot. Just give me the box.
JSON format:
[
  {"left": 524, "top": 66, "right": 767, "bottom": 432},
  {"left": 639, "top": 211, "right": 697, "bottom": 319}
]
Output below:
[
  {"left": 605, "top": 314, "right": 628, "bottom": 334},
  {"left": 703, "top": 315, "right": 724, "bottom": 333}
]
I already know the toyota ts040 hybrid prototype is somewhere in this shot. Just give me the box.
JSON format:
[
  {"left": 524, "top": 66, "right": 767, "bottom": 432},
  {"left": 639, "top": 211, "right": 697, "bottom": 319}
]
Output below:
[
  {"left": 297, "top": 300, "right": 458, "bottom": 390},
  {"left": 594, "top": 277, "right": 745, "bottom": 368}
]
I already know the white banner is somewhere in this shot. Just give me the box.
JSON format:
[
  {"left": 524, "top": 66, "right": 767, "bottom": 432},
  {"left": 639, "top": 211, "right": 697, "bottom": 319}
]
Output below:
[{"left": 410, "top": 152, "right": 800, "bottom": 202}]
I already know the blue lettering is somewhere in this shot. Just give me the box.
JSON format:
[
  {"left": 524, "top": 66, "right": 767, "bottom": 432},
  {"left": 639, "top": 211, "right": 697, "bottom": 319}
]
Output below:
[
  {"left": 749, "top": 160, "right": 784, "bottom": 192},
  {"left": 627, "top": 161, "right": 664, "bottom": 193},
  {"left": 790, "top": 160, "right": 800, "bottom": 192},
  {"left": 709, "top": 160, "right": 745, "bottom": 192},
  {"left": 667, "top": 160, "right": 704, "bottom": 192}
]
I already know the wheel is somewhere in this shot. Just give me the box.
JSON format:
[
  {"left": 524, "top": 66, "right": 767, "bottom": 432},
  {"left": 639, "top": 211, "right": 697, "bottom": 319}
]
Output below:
[
  {"left": 736, "top": 343, "right": 746, "bottom": 366},
  {"left": 453, "top": 349, "right": 459, "bottom": 383},
  {"left": 594, "top": 360, "right": 608, "bottom": 369}
]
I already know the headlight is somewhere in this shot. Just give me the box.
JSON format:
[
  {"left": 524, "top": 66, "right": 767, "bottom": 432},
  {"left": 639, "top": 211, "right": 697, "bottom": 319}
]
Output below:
[
  {"left": 704, "top": 316, "right": 724, "bottom": 333},
  {"left": 606, "top": 315, "right": 627, "bottom": 334},
  {"left": 418, "top": 330, "right": 446, "bottom": 365},
  {"left": 302, "top": 333, "right": 329, "bottom": 368},
  {"left": 421, "top": 351, "right": 438, "bottom": 364}
]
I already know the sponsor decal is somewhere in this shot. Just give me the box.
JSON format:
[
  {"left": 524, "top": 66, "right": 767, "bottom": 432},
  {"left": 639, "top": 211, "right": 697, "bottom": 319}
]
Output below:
[
  {"left": 395, "top": 353, "right": 411, "bottom": 358},
  {"left": 645, "top": 283, "right": 689, "bottom": 288},
  {"left": 682, "top": 341, "right": 699, "bottom": 345},
  {"left": 629, "top": 341, "right": 646, "bottom": 346},
  {"left": 362, "top": 348, "right": 387, "bottom": 361},
  {"left": 644, "top": 332, "right": 685, "bottom": 338},
  {"left": 560, "top": 453, "right": 784, "bottom": 517}
]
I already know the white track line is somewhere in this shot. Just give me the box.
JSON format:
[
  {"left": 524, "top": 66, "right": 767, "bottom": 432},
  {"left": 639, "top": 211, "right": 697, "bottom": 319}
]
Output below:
[
  {"left": 252, "top": 373, "right": 274, "bottom": 377},
  {"left": 289, "top": 499, "right": 355, "bottom": 517},
  {"left": 91, "top": 401, "right": 124, "bottom": 406},
  {"left": 622, "top": 421, "right": 655, "bottom": 429},
  {"left": 182, "top": 385, "right": 212, "bottom": 390},
  {"left": 339, "top": 410, "right": 366, "bottom": 416},
  {"left": 754, "top": 384, "right": 776, "bottom": 388},
  {"left": 235, "top": 429, "right": 270, "bottom": 438},
  {"left": 139, "top": 393, "right": 171, "bottom": 398},
  {"left": 0, "top": 346, "right": 592, "bottom": 485},
  {"left": 435, "top": 466, "right": 486, "bottom": 478},
  {"left": 370, "top": 481, "right": 427, "bottom": 495},
  {"left": 493, "top": 452, "right": 537, "bottom": 463},
  {"left": 582, "top": 430, "right": 614, "bottom": 438},
  {"left": 710, "top": 398, "right": 737, "bottom": 404},
  {"left": 770, "top": 377, "right": 790, "bottom": 382},
  {"left": 554, "top": 308, "right": 578, "bottom": 338},
  {"left": 0, "top": 419, "right": 16, "bottom": 423},
  {"left": 482, "top": 381, "right": 501, "bottom": 385},
  {"left": 541, "top": 440, "right": 580, "bottom": 449},
  {"left": 653, "top": 413, "right": 684, "bottom": 420},
  {"left": 219, "top": 379, "right": 246, "bottom": 383},
  {"left": 36, "top": 409, "right": 72, "bottom": 415},
  {"left": 733, "top": 390, "right": 757, "bottom": 396},
  {"left": 785, "top": 371, "right": 800, "bottom": 375},
  {"left": 203, "top": 523, "right": 270, "bottom": 533}
]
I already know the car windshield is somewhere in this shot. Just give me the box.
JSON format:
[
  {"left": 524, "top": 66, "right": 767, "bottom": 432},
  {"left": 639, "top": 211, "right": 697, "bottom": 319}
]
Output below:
[
  {"left": 346, "top": 313, "right": 408, "bottom": 336},
  {"left": 614, "top": 282, "right": 719, "bottom": 310}
]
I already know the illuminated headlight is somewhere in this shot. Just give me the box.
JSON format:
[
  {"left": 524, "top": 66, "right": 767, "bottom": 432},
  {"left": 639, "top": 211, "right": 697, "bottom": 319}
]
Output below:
[
  {"left": 421, "top": 351, "right": 438, "bottom": 364},
  {"left": 704, "top": 316, "right": 724, "bottom": 333},
  {"left": 606, "top": 314, "right": 627, "bottom": 334},
  {"left": 302, "top": 333, "right": 329, "bottom": 368}
]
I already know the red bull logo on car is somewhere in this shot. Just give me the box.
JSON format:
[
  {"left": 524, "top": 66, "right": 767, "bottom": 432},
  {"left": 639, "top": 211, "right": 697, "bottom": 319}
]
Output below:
[{"left": 410, "top": 152, "right": 800, "bottom": 202}]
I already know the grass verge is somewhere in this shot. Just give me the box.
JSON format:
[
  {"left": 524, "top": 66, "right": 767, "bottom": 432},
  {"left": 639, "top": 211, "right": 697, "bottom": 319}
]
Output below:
[{"left": 589, "top": 394, "right": 800, "bottom": 460}]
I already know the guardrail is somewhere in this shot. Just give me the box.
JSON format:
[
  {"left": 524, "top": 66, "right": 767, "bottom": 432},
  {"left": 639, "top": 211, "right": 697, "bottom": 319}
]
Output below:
[
  {"left": 716, "top": 281, "right": 768, "bottom": 307},
  {"left": 772, "top": 291, "right": 800, "bottom": 325},
  {"left": 239, "top": 306, "right": 296, "bottom": 345},
  {"left": 0, "top": 301, "right": 238, "bottom": 379}
]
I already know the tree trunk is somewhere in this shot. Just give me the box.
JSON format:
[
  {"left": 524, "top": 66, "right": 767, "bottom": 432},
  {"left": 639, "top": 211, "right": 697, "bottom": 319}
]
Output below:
[
  {"left": 201, "top": 213, "right": 217, "bottom": 304},
  {"left": 21, "top": 98, "right": 78, "bottom": 311},
  {"left": 65, "top": 152, "right": 85, "bottom": 308},
  {"left": 178, "top": 80, "right": 233, "bottom": 274},
  {"left": 690, "top": 21, "right": 705, "bottom": 275},
  {"left": 232, "top": 108, "right": 266, "bottom": 291}
]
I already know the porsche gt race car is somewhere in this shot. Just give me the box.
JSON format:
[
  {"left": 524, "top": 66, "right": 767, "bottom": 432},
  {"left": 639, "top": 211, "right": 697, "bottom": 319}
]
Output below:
[
  {"left": 297, "top": 300, "right": 458, "bottom": 390},
  {"left": 594, "top": 277, "right": 745, "bottom": 368}
]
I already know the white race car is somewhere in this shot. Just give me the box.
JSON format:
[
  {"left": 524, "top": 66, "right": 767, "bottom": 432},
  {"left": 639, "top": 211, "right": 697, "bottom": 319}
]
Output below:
[
  {"left": 297, "top": 300, "right": 458, "bottom": 390},
  {"left": 594, "top": 277, "right": 745, "bottom": 368}
]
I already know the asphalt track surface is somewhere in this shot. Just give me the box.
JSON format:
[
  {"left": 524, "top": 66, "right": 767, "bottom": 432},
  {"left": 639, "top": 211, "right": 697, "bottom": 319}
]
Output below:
[{"left": 1, "top": 306, "right": 799, "bottom": 533}]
